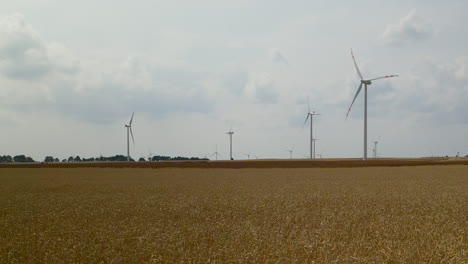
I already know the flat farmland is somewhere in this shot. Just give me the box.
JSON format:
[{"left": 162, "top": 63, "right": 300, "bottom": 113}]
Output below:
[{"left": 0, "top": 166, "right": 466, "bottom": 263}]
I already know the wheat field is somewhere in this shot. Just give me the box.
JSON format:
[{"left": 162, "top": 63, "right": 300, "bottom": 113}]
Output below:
[{"left": 0, "top": 166, "right": 466, "bottom": 263}]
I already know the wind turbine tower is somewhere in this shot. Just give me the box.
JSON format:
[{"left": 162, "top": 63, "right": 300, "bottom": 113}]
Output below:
[
  {"left": 373, "top": 141, "right": 378, "bottom": 158},
  {"left": 346, "top": 49, "right": 398, "bottom": 160},
  {"left": 125, "top": 112, "right": 135, "bottom": 161},
  {"left": 226, "top": 129, "right": 234, "bottom": 160},
  {"left": 288, "top": 149, "right": 293, "bottom": 159},
  {"left": 303, "top": 100, "right": 319, "bottom": 159},
  {"left": 313, "top": 138, "right": 319, "bottom": 159}
]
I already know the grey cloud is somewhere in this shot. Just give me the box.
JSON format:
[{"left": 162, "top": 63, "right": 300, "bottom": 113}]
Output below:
[
  {"left": 0, "top": 14, "right": 78, "bottom": 80},
  {"left": 52, "top": 57, "right": 215, "bottom": 123},
  {"left": 255, "top": 82, "right": 278, "bottom": 104},
  {"left": 382, "top": 11, "right": 434, "bottom": 46},
  {"left": 223, "top": 71, "right": 248, "bottom": 96},
  {"left": 244, "top": 72, "right": 278, "bottom": 104},
  {"left": 0, "top": 55, "right": 216, "bottom": 124},
  {"left": 394, "top": 57, "right": 468, "bottom": 124}
]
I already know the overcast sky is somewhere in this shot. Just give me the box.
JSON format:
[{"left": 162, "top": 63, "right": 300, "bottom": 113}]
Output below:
[{"left": 1, "top": 0, "right": 467, "bottom": 161}]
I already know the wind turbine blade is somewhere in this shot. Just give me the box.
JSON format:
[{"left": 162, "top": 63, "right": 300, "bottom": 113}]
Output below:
[
  {"left": 307, "top": 96, "right": 311, "bottom": 113},
  {"left": 130, "top": 127, "right": 135, "bottom": 144},
  {"left": 302, "top": 114, "right": 310, "bottom": 128},
  {"left": 129, "top": 112, "right": 134, "bottom": 125},
  {"left": 351, "top": 49, "right": 364, "bottom": 80},
  {"left": 368, "top": 75, "right": 399, "bottom": 81},
  {"left": 345, "top": 82, "right": 363, "bottom": 120}
]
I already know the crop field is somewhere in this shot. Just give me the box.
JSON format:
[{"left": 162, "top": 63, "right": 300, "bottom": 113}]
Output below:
[{"left": 0, "top": 165, "right": 467, "bottom": 263}]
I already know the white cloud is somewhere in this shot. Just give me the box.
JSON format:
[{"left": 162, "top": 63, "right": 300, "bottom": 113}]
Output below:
[
  {"left": 0, "top": 14, "right": 78, "bottom": 80},
  {"left": 392, "top": 57, "right": 468, "bottom": 123},
  {"left": 382, "top": 11, "right": 434, "bottom": 46}
]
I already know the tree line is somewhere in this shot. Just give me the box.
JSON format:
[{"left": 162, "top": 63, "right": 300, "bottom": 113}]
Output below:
[
  {"left": 0, "top": 155, "right": 35, "bottom": 163},
  {"left": 0, "top": 154, "right": 209, "bottom": 163}
]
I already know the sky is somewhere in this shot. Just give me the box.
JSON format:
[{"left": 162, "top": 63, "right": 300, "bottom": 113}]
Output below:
[{"left": 1, "top": 0, "right": 468, "bottom": 161}]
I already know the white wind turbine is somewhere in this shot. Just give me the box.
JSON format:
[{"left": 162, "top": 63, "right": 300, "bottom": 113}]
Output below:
[
  {"left": 226, "top": 127, "right": 234, "bottom": 160},
  {"left": 125, "top": 112, "right": 135, "bottom": 161},
  {"left": 147, "top": 147, "right": 155, "bottom": 162},
  {"left": 371, "top": 141, "right": 379, "bottom": 158},
  {"left": 210, "top": 144, "right": 222, "bottom": 161},
  {"left": 242, "top": 153, "right": 252, "bottom": 160},
  {"left": 346, "top": 49, "right": 398, "bottom": 160},
  {"left": 303, "top": 98, "right": 319, "bottom": 159},
  {"left": 287, "top": 149, "right": 293, "bottom": 159}
]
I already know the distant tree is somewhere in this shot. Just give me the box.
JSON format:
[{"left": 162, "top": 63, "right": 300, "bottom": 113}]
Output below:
[
  {"left": 54, "top": 158, "right": 60, "bottom": 162},
  {"left": 113, "top": 155, "right": 128, "bottom": 162},
  {"left": 68, "top": 156, "right": 74, "bottom": 162},
  {"left": 172, "top": 156, "right": 190, "bottom": 161},
  {"left": 0, "top": 155, "right": 13, "bottom": 163},
  {"left": 44, "top": 156, "right": 55, "bottom": 162},
  {"left": 153, "top": 155, "right": 171, "bottom": 161},
  {"left": 13, "top": 155, "right": 35, "bottom": 162},
  {"left": 138, "top": 157, "right": 146, "bottom": 162},
  {"left": 75, "top": 156, "right": 82, "bottom": 162},
  {"left": 62, "top": 159, "right": 67, "bottom": 162},
  {"left": 13, "top": 155, "right": 27, "bottom": 162}
]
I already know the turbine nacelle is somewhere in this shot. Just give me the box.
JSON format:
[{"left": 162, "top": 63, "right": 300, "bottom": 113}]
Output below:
[{"left": 361, "top": 80, "right": 372, "bottom": 85}]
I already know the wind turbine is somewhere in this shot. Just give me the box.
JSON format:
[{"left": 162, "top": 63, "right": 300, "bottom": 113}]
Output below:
[
  {"left": 226, "top": 127, "right": 234, "bottom": 160},
  {"left": 373, "top": 141, "right": 378, "bottom": 158},
  {"left": 303, "top": 98, "right": 319, "bottom": 159},
  {"left": 125, "top": 112, "right": 135, "bottom": 161},
  {"left": 147, "top": 147, "right": 155, "bottom": 162},
  {"left": 346, "top": 49, "right": 398, "bottom": 160},
  {"left": 210, "top": 144, "right": 221, "bottom": 161},
  {"left": 287, "top": 149, "right": 293, "bottom": 159},
  {"left": 242, "top": 153, "right": 252, "bottom": 160}
]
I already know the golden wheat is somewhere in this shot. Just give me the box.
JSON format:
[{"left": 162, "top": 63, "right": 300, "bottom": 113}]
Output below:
[{"left": 0, "top": 166, "right": 466, "bottom": 263}]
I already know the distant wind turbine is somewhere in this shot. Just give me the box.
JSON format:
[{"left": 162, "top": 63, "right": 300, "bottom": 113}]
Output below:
[
  {"left": 303, "top": 98, "right": 319, "bottom": 159},
  {"left": 346, "top": 49, "right": 398, "bottom": 160},
  {"left": 287, "top": 149, "right": 293, "bottom": 159},
  {"left": 226, "top": 127, "right": 234, "bottom": 160},
  {"left": 210, "top": 144, "right": 221, "bottom": 161},
  {"left": 125, "top": 112, "right": 135, "bottom": 161},
  {"left": 242, "top": 153, "right": 252, "bottom": 160},
  {"left": 373, "top": 141, "right": 378, "bottom": 158},
  {"left": 147, "top": 147, "right": 155, "bottom": 162}
]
